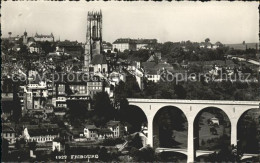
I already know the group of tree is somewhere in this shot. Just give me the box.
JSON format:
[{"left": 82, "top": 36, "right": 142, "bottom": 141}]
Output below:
[
  {"left": 203, "top": 145, "right": 243, "bottom": 162},
  {"left": 142, "top": 79, "right": 260, "bottom": 101},
  {"left": 65, "top": 91, "right": 116, "bottom": 127},
  {"left": 117, "top": 49, "right": 151, "bottom": 62}
]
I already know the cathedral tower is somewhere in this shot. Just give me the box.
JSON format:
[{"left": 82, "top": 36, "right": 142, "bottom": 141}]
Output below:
[{"left": 84, "top": 10, "right": 103, "bottom": 72}]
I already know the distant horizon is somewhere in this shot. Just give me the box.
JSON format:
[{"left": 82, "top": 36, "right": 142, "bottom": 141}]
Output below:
[{"left": 2, "top": 1, "right": 259, "bottom": 44}]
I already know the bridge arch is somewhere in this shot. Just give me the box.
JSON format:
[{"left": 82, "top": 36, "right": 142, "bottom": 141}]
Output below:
[
  {"left": 237, "top": 108, "right": 259, "bottom": 154},
  {"left": 193, "top": 107, "right": 231, "bottom": 154},
  {"left": 123, "top": 104, "right": 148, "bottom": 134},
  {"left": 153, "top": 106, "right": 188, "bottom": 149}
]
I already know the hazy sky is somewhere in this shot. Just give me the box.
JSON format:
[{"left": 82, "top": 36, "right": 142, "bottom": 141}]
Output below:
[{"left": 1, "top": 1, "right": 259, "bottom": 44}]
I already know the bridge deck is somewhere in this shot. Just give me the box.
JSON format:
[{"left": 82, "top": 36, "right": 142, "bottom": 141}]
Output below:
[
  {"left": 128, "top": 98, "right": 260, "bottom": 106},
  {"left": 156, "top": 148, "right": 259, "bottom": 160}
]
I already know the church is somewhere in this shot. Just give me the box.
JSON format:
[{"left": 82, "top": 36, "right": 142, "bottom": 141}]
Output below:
[{"left": 84, "top": 10, "right": 108, "bottom": 75}]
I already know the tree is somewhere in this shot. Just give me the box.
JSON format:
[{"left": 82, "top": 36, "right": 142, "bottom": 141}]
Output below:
[
  {"left": 12, "top": 91, "right": 22, "bottom": 123},
  {"left": 131, "top": 146, "right": 157, "bottom": 162},
  {"left": 128, "top": 134, "right": 143, "bottom": 149},
  {"left": 206, "top": 145, "right": 242, "bottom": 162},
  {"left": 238, "top": 113, "right": 259, "bottom": 154},
  {"left": 66, "top": 99, "right": 89, "bottom": 126},
  {"left": 8, "top": 32, "right": 12, "bottom": 37},
  {"left": 38, "top": 41, "right": 56, "bottom": 55},
  {"left": 92, "top": 92, "right": 115, "bottom": 126},
  {"left": 174, "top": 84, "right": 187, "bottom": 99},
  {"left": 28, "top": 141, "right": 37, "bottom": 151},
  {"left": 2, "top": 138, "right": 9, "bottom": 161},
  {"left": 205, "top": 38, "right": 210, "bottom": 43},
  {"left": 144, "top": 80, "right": 158, "bottom": 97},
  {"left": 154, "top": 107, "right": 187, "bottom": 148},
  {"left": 15, "top": 138, "right": 26, "bottom": 149},
  {"left": 98, "top": 147, "right": 109, "bottom": 162}
]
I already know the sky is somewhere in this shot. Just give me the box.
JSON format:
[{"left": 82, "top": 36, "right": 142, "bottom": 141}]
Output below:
[{"left": 1, "top": 1, "right": 259, "bottom": 44}]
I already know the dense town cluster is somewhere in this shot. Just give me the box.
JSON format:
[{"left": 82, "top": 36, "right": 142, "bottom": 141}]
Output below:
[{"left": 2, "top": 10, "right": 260, "bottom": 162}]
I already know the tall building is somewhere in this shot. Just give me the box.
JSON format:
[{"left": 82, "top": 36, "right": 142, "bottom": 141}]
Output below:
[
  {"left": 34, "top": 33, "right": 54, "bottom": 42},
  {"left": 84, "top": 10, "right": 103, "bottom": 72}
]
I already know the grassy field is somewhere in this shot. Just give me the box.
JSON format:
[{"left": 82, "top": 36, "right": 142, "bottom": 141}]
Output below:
[
  {"left": 225, "top": 43, "right": 258, "bottom": 50},
  {"left": 172, "top": 112, "right": 230, "bottom": 150}
]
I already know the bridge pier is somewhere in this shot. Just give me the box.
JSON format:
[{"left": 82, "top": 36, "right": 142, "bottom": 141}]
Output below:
[
  {"left": 187, "top": 121, "right": 195, "bottom": 163},
  {"left": 231, "top": 118, "right": 238, "bottom": 146},
  {"left": 147, "top": 117, "right": 153, "bottom": 147}
]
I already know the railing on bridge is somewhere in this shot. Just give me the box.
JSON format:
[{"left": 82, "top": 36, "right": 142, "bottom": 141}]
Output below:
[{"left": 127, "top": 98, "right": 260, "bottom": 106}]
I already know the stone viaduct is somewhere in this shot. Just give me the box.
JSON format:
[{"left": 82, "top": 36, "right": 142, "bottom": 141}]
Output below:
[{"left": 127, "top": 98, "right": 259, "bottom": 163}]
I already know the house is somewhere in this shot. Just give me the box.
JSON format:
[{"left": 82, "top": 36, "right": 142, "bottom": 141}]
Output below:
[
  {"left": 56, "top": 41, "right": 84, "bottom": 57},
  {"left": 212, "top": 42, "right": 223, "bottom": 49},
  {"left": 127, "top": 60, "right": 141, "bottom": 71},
  {"left": 208, "top": 117, "right": 220, "bottom": 126},
  {"left": 146, "top": 51, "right": 162, "bottom": 62},
  {"left": 66, "top": 94, "right": 91, "bottom": 111},
  {"left": 2, "top": 125, "right": 16, "bottom": 144},
  {"left": 106, "top": 120, "right": 125, "bottom": 138},
  {"left": 1, "top": 78, "right": 15, "bottom": 119},
  {"left": 89, "top": 54, "right": 108, "bottom": 74},
  {"left": 23, "top": 124, "right": 59, "bottom": 143},
  {"left": 142, "top": 62, "right": 173, "bottom": 83},
  {"left": 34, "top": 33, "right": 54, "bottom": 42},
  {"left": 67, "top": 73, "right": 88, "bottom": 94},
  {"left": 84, "top": 124, "right": 99, "bottom": 140},
  {"left": 24, "top": 81, "right": 48, "bottom": 110},
  {"left": 113, "top": 38, "right": 136, "bottom": 52},
  {"left": 135, "top": 39, "right": 157, "bottom": 50},
  {"left": 29, "top": 43, "right": 42, "bottom": 54},
  {"left": 97, "top": 128, "right": 114, "bottom": 139},
  {"left": 141, "top": 124, "right": 148, "bottom": 136},
  {"left": 145, "top": 69, "right": 161, "bottom": 83},
  {"left": 53, "top": 73, "right": 67, "bottom": 108},
  {"left": 87, "top": 75, "right": 104, "bottom": 98},
  {"left": 52, "top": 137, "right": 63, "bottom": 152},
  {"left": 199, "top": 42, "right": 212, "bottom": 49},
  {"left": 27, "top": 37, "right": 36, "bottom": 46},
  {"left": 109, "top": 71, "right": 126, "bottom": 85},
  {"left": 12, "top": 44, "right": 21, "bottom": 52},
  {"left": 102, "top": 41, "right": 113, "bottom": 53}
]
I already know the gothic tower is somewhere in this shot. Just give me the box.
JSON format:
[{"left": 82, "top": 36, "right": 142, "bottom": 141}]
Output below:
[{"left": 84, "top": 10, "right": 103, "bottom": 72}]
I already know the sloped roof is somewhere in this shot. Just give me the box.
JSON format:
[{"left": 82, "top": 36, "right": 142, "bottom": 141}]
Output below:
[
  {"left": 2, "top": 125, "right": 15, "bottom": 133},
  {"left": 135, "top": 39, "right": 157, "bottom": 44},
  {"left": 90, "top": 54, "right": 107, "bottom": 65},
  {"left": 106, "top": 120, "right": 120, "bottom": 127},
  {"left": 35, "top": 33, "right": 54, "bottom": 38},
  {"left": 98, "top": 128, "right": 113, "bottom": 134},
  {"left": 145, "top": 69, "right": 159, "bottom": 75},
  {"left": 85, "top": 124, "right": 98, "bottom": 130},
  {"left": 26, "top": 124, "right": 59, "bottom": 137},
  {"left": 142, "top": 62, "right": 174, "bottom": 75},
  {"left": 142, "top": 62, "right": 157, "bottom": 69},
  {"left": 113, "top": 38, "right": 135, "bottom": 44}
]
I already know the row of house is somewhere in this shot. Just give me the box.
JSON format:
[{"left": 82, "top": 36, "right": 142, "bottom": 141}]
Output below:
[
  {"left": 199, "top": 41, "right": 222, "bottom": 49},
  {"left": 84, "top": 121, "right": 126, "bottom": 140},
  {"left": 17, "top": 72, "right": 110, "bottom": 114},
  {"left": 112, "top": 38, "right": 157, "bottom": 52}
]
